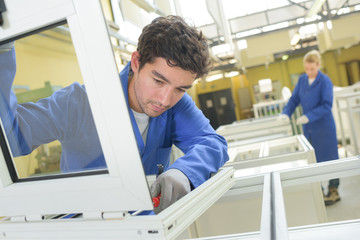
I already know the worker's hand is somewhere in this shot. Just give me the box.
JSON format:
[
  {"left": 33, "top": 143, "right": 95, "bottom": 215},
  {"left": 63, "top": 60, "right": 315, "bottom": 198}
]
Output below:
[
  {"left": 150, "top": 169, "right": 191, "bottom": 214},
  {"left": 0, "top": 41, "right": 14, "bottom": 53},
  {"left": 296, "top": 115, "right": 309, "bottom": 125},
  {"left": 277, "top": 114, "right": 289, "bottom": 122}
]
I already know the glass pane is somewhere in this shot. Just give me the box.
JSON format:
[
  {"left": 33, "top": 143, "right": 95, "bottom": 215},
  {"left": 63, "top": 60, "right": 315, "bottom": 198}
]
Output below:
[
  {"left": 190, "top": 177, "right": 264, "bottom": 237},
  {"left": 0, "top": 23, "right": 107, "bottom": 180},
  {"left": 226, "top": 136, "right": 312, "bottom": 175},
  {"left": 267, "top": 136, "right": 304, "bottom": 156},
  {"left": 283, "top": 174, "right": 360, "bottom": 228}
]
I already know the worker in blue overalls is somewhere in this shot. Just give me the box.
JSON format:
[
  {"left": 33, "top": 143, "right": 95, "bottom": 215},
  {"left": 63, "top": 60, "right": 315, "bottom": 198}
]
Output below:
[
  {"left": 0, "top": 16, "right": 229, "bottom": 213},
  {"left": 279, "top": 49, "right": 340, "bottom": 205}
]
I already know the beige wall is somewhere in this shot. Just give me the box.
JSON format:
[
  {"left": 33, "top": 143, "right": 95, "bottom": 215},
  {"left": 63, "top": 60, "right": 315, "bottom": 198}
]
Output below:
[{"left": 241, "top": 43, "right": 360, "bottom": 104}]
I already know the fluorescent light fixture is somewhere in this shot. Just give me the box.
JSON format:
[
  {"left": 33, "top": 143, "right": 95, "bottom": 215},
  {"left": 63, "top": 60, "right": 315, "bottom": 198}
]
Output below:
[
  {"left": 235, "top": 28, "right": 261, "bottom": 38},
  {"left": 296, "top": 17, "right": 305, "bottom": 24},
  {"left": 305, "top": 14, "right": 319, "bottom": 22},
  {"left": 306, "top": 0, "right": 326, "bottom": 18},
  {"left": 237, "top": 39, "right": 248, "bottom": 50},
  {"left": 262, "top": 21, "right": 289, "bottom": 32},
  {"left": 337, "top": 7, "right": 350, "bottom": 15},
  {"left": 290, "top": 33, "right": 300, "bottom": 45},
  {"left": 225, "top": 71, "right": 240, "bottom": 78},
  {"left": 206, "top": 73, "right": 223, "bottom": 82},
  {"left": 326, "top": 20, "right": 332, "bottom": 30},
  {"left": 355, "top": 4, "right": 360, "bottom": 11},
  {"left": 282, "top": 55, "right": 289, "bottom": 61}
]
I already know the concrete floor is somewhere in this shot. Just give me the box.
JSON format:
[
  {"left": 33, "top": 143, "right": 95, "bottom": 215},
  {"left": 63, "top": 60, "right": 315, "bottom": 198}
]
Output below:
[
  {"left": 324, "top": 147, "right": 360, "bottom": 223},
  {"left": 325, "top": 174, "right": 360, "bottom": 222}
]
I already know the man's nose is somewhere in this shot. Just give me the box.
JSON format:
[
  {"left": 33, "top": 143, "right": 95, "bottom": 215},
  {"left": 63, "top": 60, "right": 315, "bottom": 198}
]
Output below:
[{"left": 159, "top": 87, "right": 172, "bottom": 107}]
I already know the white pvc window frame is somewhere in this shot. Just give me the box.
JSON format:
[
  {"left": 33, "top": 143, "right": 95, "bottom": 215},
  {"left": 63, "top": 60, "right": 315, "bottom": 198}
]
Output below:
[
  {"left": 193, "top": 155, "right": 360, "bottom": 240},
  {"left": 0, "top": 167, "right": 236, "bottom": 239},
  {"left": 227, "top": 135, "right": 315, "bottom": 171},
  {"left": 0, "top": 0, "right": 152, "bottom": 216},
  {"left": 216, "top": 116, "right": 293, "bottom": 145},
  {"left": 336, "top": 92, "right": 360, "bottom": 156}
]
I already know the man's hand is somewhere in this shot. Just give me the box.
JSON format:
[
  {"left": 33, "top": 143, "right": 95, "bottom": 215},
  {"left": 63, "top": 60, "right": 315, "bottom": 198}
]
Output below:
[
  {"left": 0, "top": 41, "right": 14, "bottom": 53},
  {"left": 150, "top": 169, "right": 191, "bottom": 214},
  {"left": 296, "top": 115, "right": 309, "bottom": 125}
]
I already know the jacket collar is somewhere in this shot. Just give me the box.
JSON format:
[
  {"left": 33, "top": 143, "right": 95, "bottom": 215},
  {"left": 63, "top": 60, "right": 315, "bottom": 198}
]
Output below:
[{"left": 119, "top": 62, "right": 146, "bottom": 154}]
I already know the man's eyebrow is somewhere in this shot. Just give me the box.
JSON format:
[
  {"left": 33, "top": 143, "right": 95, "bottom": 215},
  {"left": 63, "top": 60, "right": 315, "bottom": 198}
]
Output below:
[{"left": 152, "top": 70, "right": 193, "bottom": 89}]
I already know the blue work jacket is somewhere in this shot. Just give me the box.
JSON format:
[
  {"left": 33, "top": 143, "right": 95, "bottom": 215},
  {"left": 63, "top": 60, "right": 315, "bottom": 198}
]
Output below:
[
  {"left": 0, "top": 48, "right": 229, "bottom": 187},
  {"left": 282, "top": 71, "right": 338, "bottom": 162}
]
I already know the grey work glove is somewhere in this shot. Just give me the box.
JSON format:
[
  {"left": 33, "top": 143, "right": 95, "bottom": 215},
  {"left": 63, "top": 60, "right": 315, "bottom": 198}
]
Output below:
[
  {"left": 277, "top": 114, "right": 289, "bottom": 122},
  {"left": 0, "top": 41, "right": 14, "bottom": 53},
  {"left": 296, "top": 115, "right": 309, "bottom": 125},
  {"left": 150, "top": 168, "right": 191, "bottom": 214}
]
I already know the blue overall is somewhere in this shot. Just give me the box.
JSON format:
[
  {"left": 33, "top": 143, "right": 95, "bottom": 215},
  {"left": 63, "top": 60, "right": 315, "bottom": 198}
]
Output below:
[
  {"left": 0, "top": 48, "right": 229, "bottom": 188},
  {"left": 282, "top": 71, "right": 339, "bottom": 187}
]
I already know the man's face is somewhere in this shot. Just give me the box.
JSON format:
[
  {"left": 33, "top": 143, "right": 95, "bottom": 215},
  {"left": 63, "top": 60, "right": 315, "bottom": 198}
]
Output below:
[
  {"left": 129, "top": 52, "right": 196, "bottom": 117},
  {"left": 304, "top": 61, "right": 319, "bottom": 79}
]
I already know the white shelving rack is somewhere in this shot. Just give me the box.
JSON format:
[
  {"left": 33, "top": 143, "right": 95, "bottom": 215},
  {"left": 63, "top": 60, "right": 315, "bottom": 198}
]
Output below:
[
  {"left": 335, "top": 92, "right": 360, "bottom": 156},
  {"left": 252, "top": 100, "right": 303, "bottom": 135},
  {"left": 216, "top": 116, "right": 293, "bottom": 144}
]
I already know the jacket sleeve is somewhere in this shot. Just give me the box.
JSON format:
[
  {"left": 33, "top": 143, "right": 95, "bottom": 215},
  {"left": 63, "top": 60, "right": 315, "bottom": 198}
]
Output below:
[
  {"left": 0, "top": 47, "right": 27, "bottom": 156},
  {"left": 282, "top": 76, "right": 302, "bottom": 118},
  {"left": 0, "top": 47, "right": 85, "bottom": 157},
  {"left": 305, "top": 73, "right": 333, "bottom": 122},
  {"left": 168, "top": 94, "right": 229, "bottom": 188}
]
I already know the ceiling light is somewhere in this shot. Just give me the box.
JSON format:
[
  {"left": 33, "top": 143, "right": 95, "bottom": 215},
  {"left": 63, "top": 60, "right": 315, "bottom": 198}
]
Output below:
[
  {"left": 206, "top": 74, "right": 223, "bottom": 82},
  {"left": 263, "top": 21, "right": 289, "bottom": 32},
  {"left": 225, "top": 71, "right": 240, "bottom": 78},
  {"left": 282, "top": 55, "right": 289, "bottom": 61},
  {"left": 290, "top": 33, "right": 301, "bottom": 45},
  {"left": 326, "top": 20, "right": 332, "bottom": 29},
  {"left": 235, "top": 29, "right": 261, "bottom": 38}
]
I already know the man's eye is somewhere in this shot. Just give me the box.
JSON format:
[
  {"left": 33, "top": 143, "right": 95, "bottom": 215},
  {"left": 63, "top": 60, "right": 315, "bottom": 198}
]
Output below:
[
  {"left": 178, "top": 88, "right": 186, "bottom": 93},
  {"left": 155, "top": 79, "right": 163, "bottom": 84}
]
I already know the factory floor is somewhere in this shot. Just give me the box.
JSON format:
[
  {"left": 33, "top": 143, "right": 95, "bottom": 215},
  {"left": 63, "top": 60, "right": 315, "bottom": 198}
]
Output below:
[
  {"left": 325, "top": 174, "right": 360, "bottom": 222},
  {"left": 325, "top": 147, "right": 360, "bottom": 223}
]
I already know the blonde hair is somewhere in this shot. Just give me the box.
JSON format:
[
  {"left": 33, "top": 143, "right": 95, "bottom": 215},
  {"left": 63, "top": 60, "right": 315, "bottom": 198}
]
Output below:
[{"left": 303, "top": 49, "right": 321, "bottom": 65}]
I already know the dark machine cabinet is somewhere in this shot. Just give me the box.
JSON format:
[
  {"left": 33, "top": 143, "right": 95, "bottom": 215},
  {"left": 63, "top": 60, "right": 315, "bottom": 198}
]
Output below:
[{"left": 198, "top": 88, "right": 237, "bottom": 129}]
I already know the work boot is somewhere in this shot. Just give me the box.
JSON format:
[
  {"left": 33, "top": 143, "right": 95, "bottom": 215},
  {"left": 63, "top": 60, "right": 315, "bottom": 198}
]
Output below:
[{"left": 324, "top": 187, "right": 341, "bottom": 206}]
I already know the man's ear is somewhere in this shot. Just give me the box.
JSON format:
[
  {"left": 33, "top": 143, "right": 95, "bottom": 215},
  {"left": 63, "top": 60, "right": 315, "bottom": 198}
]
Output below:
[{"left": 131, "top": 51, "right": 140, "bottom": 73}]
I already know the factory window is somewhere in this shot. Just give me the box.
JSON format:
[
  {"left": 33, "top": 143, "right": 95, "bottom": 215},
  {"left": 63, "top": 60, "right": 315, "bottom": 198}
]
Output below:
[{"left": 0, "top": 23, "right": 107, "bottom": 182}]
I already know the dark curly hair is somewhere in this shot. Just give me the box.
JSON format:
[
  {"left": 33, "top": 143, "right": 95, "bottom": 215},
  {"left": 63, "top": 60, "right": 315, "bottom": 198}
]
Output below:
[{"left": 136, "top": 15, "right": 212, "bottom": 79}]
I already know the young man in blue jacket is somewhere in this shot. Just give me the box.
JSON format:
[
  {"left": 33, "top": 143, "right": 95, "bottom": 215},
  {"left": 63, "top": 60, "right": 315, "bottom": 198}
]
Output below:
[{"left": 0, "top": 16, "right": 229, "bottom": 213}]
